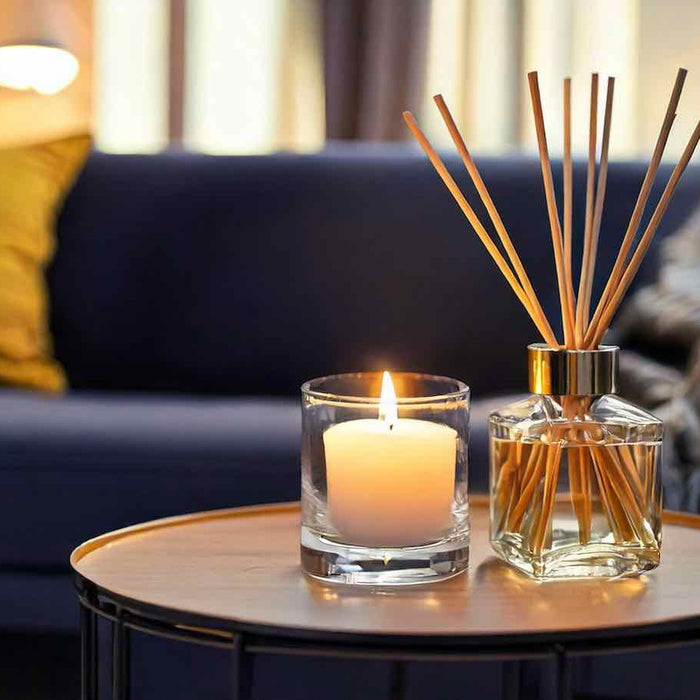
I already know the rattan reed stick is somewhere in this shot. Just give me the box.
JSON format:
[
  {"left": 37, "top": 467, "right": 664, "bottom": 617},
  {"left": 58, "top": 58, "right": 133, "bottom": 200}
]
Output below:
[
  {"left": 578, "top": 77, "right": 615, "bottom": 341},
  {"left": 579, "top": 445, "right": 593, "bottom": 542},
  {"left": 563, "top": 78, "right": 575, "bottom": 310},
  {"left": 576, "top": 74, "right": 600, "bottom": 345},
  {"left": 532, "top": 444, "right": 562, "bottom": 555},
  {"left": 619, "top": 444, "right": 646, "bottom": 505},
  {"left": 591, "top": 452, "right": 625, "bottom": 542},
  {"left": 507, "top": 442, "right": 545, "bottom": 531},
  {"left": 527, "top": 72, "right": 576, "bottom": 347},
  {"left": 569, "top": 447, "right": 584, "bottom": 532}
]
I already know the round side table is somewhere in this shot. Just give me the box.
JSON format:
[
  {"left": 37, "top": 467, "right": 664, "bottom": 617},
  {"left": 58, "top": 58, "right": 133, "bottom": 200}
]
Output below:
[{"left": 71, "top": 496, "right": 700, "bottom": 700}]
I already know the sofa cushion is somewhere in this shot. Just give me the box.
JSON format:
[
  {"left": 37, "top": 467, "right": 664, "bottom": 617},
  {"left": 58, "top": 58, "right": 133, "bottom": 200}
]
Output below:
[{"left": 0, "top": 390, "right": 301, "bottom": 569}]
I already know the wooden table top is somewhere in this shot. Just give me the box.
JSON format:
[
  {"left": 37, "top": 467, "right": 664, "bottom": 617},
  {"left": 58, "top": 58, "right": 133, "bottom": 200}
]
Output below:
[{"left": 71, "top": 496, "right": 700, "bottom": 647}]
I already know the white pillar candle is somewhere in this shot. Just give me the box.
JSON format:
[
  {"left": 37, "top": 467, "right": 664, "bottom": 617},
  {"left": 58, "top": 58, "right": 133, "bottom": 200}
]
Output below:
[{"left": 324, "top": 372, "right": 457, "bottom": 547}]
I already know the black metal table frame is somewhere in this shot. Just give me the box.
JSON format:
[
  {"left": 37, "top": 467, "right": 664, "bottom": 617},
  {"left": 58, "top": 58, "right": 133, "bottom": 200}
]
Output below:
[{"left": 76, "top": 575, "right": 700, "bottom": 700}]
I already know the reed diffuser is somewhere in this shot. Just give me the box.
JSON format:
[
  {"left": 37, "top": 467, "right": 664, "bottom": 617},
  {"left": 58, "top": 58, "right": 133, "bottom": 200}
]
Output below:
[{"left": 404, "top": 68, "right": 700, "bottom": 578}]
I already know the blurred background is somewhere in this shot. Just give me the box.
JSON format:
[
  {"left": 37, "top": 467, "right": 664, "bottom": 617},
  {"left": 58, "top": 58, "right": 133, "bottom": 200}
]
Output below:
[
  {"left": 4, "top": 3, "right": 700, "bottom": 699},
  {"left": 5, "top": 0, "right": 700, "bottom": 159}
]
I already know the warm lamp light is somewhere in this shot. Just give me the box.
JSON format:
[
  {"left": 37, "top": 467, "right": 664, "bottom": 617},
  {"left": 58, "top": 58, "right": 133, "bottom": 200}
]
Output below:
[{"left": 0, "top": 44, "right": 78, "bottom": 95}]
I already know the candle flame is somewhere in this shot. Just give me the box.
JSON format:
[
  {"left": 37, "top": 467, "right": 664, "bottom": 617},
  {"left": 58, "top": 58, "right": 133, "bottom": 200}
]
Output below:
[{"left": 378, "top": 371, "right": 398, "bottom": 429}]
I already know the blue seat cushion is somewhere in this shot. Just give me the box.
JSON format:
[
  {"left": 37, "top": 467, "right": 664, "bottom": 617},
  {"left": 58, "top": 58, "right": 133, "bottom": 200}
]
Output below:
[{"left": 0, "top": 390, "right": 301, "bottom": 569}]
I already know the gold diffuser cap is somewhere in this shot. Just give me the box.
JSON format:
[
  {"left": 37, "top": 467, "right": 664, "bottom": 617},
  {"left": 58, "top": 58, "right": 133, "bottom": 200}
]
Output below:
[{"left": 528, "top": 343, "right": 619, "bottom": 396}]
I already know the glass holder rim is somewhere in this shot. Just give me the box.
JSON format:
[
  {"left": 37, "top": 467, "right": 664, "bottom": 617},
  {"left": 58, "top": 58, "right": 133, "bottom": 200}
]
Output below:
[{"left": 301, "top": 370, "right": 470, "bottom": 406}]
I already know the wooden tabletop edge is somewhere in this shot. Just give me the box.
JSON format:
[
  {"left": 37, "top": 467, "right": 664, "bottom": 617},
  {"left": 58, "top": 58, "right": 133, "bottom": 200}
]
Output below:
[{"left": 70, "top": 501, "right": 301, "bottom": 568}]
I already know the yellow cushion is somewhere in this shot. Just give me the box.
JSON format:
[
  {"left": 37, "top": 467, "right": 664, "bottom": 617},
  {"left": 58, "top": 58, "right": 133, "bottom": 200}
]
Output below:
[{"left": 0, "top": 133, "right": 91, "bottom": 392}]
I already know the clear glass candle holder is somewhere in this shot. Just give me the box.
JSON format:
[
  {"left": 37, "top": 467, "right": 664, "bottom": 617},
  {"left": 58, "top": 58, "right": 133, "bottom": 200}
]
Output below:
[{"left": 301, "top": 372, "right": 470, "bottom": 585}]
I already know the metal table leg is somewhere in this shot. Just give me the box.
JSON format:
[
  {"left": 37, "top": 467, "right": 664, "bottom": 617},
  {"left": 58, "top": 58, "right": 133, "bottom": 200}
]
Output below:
[
  {"left": 80, "top": 603, "right": 98, "bottom": 700},
  {"left": 232, "top": 635, "right": 254, "bottom": 700},
  {"left": 389, "top": 660, "right": 406, "bottom": 700},
  {"left": 112, "top": 613, "right": 131, "bottom": 700},
  {"left": 501, "top": 660, "right": 521, "bottom": 700},
  {"left": 555, "top": 646, "right": 572, "bottom": 700}
]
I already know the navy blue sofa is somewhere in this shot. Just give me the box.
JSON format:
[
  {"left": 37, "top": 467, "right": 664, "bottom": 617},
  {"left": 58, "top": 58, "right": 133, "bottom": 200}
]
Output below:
[{"left": 3, "top": 147, "right": 700, "bottom": 698}]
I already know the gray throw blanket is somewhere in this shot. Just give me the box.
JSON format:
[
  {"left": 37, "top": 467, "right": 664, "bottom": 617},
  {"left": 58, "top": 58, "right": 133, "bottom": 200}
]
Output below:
[{"left": 613, "top": 206, "right": 700, "bottom": 511}]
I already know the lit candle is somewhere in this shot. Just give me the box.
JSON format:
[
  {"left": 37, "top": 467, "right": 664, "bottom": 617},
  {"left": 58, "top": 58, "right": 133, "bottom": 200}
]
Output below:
[{"left": 324, "top": 371, "right": 457, "bottom": 547}]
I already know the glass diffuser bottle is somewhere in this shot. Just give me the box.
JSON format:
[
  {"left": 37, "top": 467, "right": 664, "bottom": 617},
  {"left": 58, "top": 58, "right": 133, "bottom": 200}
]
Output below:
[
  {"left": 402, "top": 68, "right": 692, "bottom": 580},
  {"left": 489, "top": 344, "right": 663, "bottom": 579}
]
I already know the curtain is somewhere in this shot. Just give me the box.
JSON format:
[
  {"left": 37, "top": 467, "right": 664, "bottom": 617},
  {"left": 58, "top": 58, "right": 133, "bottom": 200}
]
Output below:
[
  {"left": 93, "top": 0, "right": 700, "bottom": 157},
  {"left": 322, "top": 0, "right": 430, "bottom": 141},
  {"left": 95, "top": 0, "right": 325, "bottom": 154}
]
